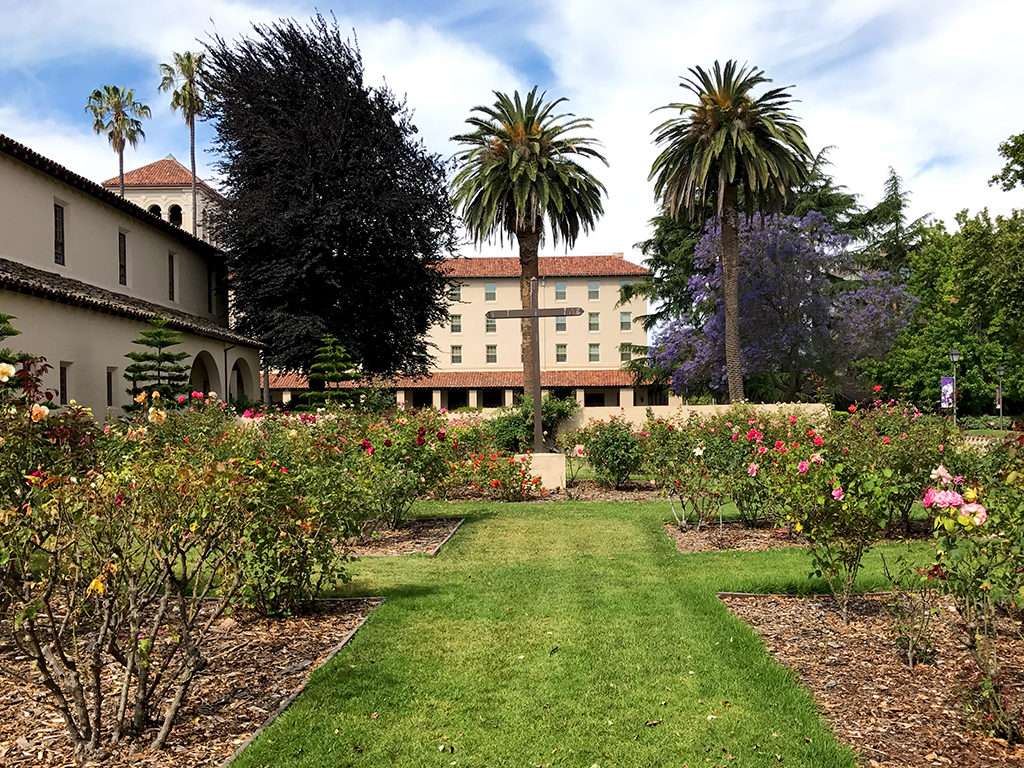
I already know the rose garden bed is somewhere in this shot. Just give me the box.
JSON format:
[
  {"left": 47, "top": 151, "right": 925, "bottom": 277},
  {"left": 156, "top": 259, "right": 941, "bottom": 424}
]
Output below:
[
  {"left": 664, "top": 520, "right": 808, "bottom": 553},
  {"left": 347, "top": 516, "right": 464, "bottom": 557},
  {"left": 0, "top": 598, "right": 381, "bottom": 768},
  {"left": 725, "top": 593, "right": 1024, "bottom": 767}
]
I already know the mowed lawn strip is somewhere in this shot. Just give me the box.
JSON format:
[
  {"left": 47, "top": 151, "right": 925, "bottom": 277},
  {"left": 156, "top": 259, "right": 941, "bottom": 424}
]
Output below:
[{"left": 232, "top": 500, "right": 897, "bottom": 767}]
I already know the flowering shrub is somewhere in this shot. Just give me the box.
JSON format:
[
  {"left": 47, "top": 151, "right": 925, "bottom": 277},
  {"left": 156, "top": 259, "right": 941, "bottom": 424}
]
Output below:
[
  {"left": 578, "top": 415, "right": 644, "bottom": 488},
  {"left": 922, "top": 447, "right": 1024, "bottom": 740},
  {"left": 643, "top": 417, "right": 725, "bottom": 528},
  {"left": 459, "top": 451, "right": 543, "bottom": 502}
]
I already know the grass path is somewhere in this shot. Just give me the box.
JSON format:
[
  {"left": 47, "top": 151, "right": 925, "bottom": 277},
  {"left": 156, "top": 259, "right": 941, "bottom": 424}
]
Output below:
[{"left": 234, "top": 501, "right": 897, "bottom": 767}]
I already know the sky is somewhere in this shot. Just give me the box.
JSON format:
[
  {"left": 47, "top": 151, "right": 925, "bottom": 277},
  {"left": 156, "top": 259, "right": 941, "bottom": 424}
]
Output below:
[{"left": 2, "top": 0, "right": 1023, "bottom": 263}]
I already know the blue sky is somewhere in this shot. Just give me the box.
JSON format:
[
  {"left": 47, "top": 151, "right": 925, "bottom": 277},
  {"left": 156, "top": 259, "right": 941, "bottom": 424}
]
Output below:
[{"left": 2, "top": 0, "right": 1022, "bottom": 260}]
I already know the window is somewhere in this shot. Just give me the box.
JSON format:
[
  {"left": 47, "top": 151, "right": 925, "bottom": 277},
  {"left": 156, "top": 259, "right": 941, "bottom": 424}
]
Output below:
[
  {"left": 207, "top": 269, "right": 215, "bottom": 313},
  {"left": 555, "top": 316, "right": 566, "bottom": 333},
  {"left": 620, "top": 279, "right": 632, "bottom": 289},
  {"left": 54, "top": 203, "right": 65, "bottom": 265},
  {"left": 588, "top": 280, "right": 600, "bottom": 300},
  {"left": 481, "top": 389, "right": 503, "bottom": 408},
  {"left": 169, "top": 204, "right": 183, "bottom": 227},
  {"left": 106, "top": 367, "right": 117, "bottom": 407},
  {"left": 556, "top": 343, "right": 567, "bottom": 363},
  {"left": 588, "top": 312, "right": 600, "bottom": 332},
  {"left": 118, "top": 232, "right": 127, "bottom": 285},
  {"left": 485, "top": 282, "right": 497, "bottom": 302},
  {"left": 620, "top": 344, "right": 632, "bottom": 363},
  {"left": 485, "top": 316, "right": 496, "bottom": 334},
  {"left": 148, "top": 204, "right": 162, "bottom": 218},
  {"left": 450, "top": 314, "right": 462, "bottom": 334},
  {"left": 449, "top": 283, "right": 462, "bottom": 302},
  {"left": 486, "top": 344, "right": 497, "bottom": 364},
  {"left": 584, "top": 391, "right": 606, "bottom": 407},
  {"left": 167, "top": 253, "right": 175, "bottom": 300},
  {"left": 59, "top": 363, "right": 69, "bottom": 405},
  {"left": 555, "top": 281, "right": 567, "bottom": 301},
  {"left": 588, "top": 343, "right": 600, "bottom": 362},
  {"left": 450, "top": 345, "right": 462, "bottom": 364},
  {"left": 620, "top": 312, "right": 632, "bottom": 331}
]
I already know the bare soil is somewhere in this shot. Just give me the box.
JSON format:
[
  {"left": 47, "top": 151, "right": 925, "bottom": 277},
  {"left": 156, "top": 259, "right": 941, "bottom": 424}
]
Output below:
[
  {"left": 347, "top": 516, "right": 463, "bottom": 557},
  {"left": 0, "top": 598, "right": 379, "bottom": 768},
  {"left": 664, "top": 520, "right": 808, "bottom": 553},
  {"left": 726, "top": 594, "right": 1024, "bottom": 767}
]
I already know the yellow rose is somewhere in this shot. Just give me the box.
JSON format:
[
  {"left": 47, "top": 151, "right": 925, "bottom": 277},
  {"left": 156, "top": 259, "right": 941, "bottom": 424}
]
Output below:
[
  {"left": 964, "top": 488, "right": 978, "bottom": 503},
  {"left": 87, "top": 577, "right": 105, "bottom": 595},
  {"left": 30, "top": 404, "right": 49, "bottom": 422}
]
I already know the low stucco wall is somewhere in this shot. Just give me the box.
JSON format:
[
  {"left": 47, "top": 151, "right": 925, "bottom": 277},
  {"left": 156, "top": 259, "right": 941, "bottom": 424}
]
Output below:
[{"left": 562, "top": 402, "right": 830, "bottom": 432}]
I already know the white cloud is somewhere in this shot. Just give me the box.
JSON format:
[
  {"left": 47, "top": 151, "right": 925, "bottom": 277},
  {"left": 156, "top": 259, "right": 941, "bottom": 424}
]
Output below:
[{"left": 3, "top": 0, "right": 1023, "bottom": 266}]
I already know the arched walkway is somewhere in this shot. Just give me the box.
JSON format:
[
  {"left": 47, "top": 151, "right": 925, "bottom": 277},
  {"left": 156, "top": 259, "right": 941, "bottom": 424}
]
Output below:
[
  {"left": 189, "top": 351, "right": 218, "bottom": 396},
  {"left": 229, "top": 356, "right": 255, "bottom": 401}
]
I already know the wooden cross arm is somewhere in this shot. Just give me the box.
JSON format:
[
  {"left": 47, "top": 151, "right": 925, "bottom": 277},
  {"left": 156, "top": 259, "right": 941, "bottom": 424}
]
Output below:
[{"left": 485, "top": 307, "right": 584, "bottom": 319}]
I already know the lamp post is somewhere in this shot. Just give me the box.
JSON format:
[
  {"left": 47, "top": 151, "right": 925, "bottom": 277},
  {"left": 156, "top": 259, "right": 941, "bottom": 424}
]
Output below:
[
  {"left": 997, "top": 363, "right": 1005, "bottom": 430},
  {"left": 949, "top": 347, "right": 960, "bottom": 427}
]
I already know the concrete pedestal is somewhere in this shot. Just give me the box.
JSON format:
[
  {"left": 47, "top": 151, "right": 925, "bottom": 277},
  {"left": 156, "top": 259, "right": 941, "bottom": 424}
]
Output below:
[{"left": 516, "top": 451, "right": 566, "bottom": 490}]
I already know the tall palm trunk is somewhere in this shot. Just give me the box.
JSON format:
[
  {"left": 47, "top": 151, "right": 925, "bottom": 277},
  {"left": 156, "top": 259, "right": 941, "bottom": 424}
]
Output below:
[
  {"left": 721, "top": 183, "right": 744, "bottom": 403},
  {"left": 517, "top": 227, "right": 541, "bottom": 408},
  {"left": 118, "top": 147, "right": 125, "bottom": 198},
  {"left": 189, "top": 117, "right": 197, "bottom": 237}
]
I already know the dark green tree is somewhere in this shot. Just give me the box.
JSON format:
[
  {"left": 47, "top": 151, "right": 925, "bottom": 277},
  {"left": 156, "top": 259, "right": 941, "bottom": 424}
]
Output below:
[
  {"left": 203, "top": 16, "right": 456, "bottom": 376},
  {"left": 0, "top": 312, "right": 20, "bottom": 366},
  {"left": 848, "top": 167, "right": 926, "bottom": 275},
  {"left": 301, "top": 335, "right": 360, "bottom": 409},
  {"left": 123, "top": 316, "right": 190, "bottom": 406},
  {"left": 650, "top": 60, "right": 812, "bottom": 402},
  {"left": 990, "top": 132, "right": 1024, "bottom": 191},
  {"left": 786, "top": 147, "right": 861, "bottom": 234}
]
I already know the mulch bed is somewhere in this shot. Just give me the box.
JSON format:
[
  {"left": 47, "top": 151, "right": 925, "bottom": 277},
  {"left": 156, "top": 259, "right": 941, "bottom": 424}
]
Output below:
[
  {"left": 664, "top": 521, "right": 808, "bottom": 553},
  {"left": 553, "top": 479, "right": 662, "bottom": 502},
  {"left": 726, "top": 594, "right": 1024, "bottom": 767},
  {"left": 346, "top": 516, "right": 463, "bottom": 557},
  {"left": 0, "top": 598, "right": 380, "bottom": 768}
]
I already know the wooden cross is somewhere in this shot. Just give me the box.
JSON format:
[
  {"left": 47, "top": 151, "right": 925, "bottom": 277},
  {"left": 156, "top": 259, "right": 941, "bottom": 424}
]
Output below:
[{"left": 486, "top": 278, "right": 583, "bottom": 453}]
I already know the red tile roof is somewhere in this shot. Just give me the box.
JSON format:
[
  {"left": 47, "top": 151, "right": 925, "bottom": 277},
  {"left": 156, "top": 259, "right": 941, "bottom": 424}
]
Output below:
[
  {"left": 265, "top": 369, "right": 642, "bottom": 390},
  {"left": 102, "top": 156, "right": 219, "bottom": 196},
  {"left": 441, "top": 255, "right": 648, "bottom": 278}
]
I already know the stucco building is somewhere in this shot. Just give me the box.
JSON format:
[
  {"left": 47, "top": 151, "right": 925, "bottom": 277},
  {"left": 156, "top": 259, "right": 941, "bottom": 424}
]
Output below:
[
  {"left": 0, "top": 134, "right": 261, "bottom": 419},
  {"left": 102, "top": 156, "right": 223, "bottom": 245},
  {"left": 269, "top": 254, "right": 669, "bottom": 411}
]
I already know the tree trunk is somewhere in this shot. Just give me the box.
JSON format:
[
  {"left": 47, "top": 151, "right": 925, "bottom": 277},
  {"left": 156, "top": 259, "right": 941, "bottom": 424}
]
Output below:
[
  {"left": 720, "top": 184, "right": 744, "bottom": 403},
  {"left": 189, "top": 118, "right": 197, "bottom": 237},
  {"left": 517, "top": 226, "right": 541, "bottom": 409},
  {"left": 119, "top": 149, "right": 125, "bottom": 198}
]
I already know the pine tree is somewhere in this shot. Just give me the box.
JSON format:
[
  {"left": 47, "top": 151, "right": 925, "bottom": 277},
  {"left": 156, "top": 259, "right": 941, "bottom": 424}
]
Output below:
[
  {"left": 301, "top": 335, "right": 360, "bottom": 409},
  {"left": 123, "top": 316, "right": 190, "bottom": 407},
  {"left": 0, "top": 312, "right": 21, "bottom": 365}
]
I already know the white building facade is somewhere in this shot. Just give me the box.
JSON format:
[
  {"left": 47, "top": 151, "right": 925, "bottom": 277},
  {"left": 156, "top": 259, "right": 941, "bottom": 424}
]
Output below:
[{"left": 0, "top": 134, "right": 262, "bottom": 419}]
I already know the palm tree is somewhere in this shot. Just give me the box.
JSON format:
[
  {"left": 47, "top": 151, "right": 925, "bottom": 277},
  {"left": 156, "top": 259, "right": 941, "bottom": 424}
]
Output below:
[
  {"left": 451, "top": 87, "right": 607, "bottom": 409},
  {"left": 159, "top": 51, "right": 207, "bottom": 236},
  {"left": 85, "top": 85, "right": 151, "bottom": 198},
  {"left": 650, "top": 61, "right": 811, "bottom": 403}
]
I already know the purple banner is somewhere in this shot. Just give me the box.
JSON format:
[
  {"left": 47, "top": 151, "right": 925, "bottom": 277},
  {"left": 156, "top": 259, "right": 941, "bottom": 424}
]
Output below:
[{"left": 941, "top": 377, "right": 954, "bottom": 409}]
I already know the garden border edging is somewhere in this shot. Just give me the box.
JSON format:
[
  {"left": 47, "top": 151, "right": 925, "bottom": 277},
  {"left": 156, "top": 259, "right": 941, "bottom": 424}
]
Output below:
[{"left": 218, "top": 597, "right": 385, "bottom": 767}]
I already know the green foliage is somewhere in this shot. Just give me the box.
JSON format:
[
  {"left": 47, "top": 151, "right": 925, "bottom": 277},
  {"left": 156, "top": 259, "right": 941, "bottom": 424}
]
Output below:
[
  {"left": 357, "top": 384, "right": 397, "bottom": 414},
  {"left": 484, "top": 394, "right": 579, "bottom": 453},
  {"left": 123, "top": 315, "right": 190, "bottom": 406},
  {"left": 862, "top": 211, "right": 1024, "bottom": 414},
  {"left": 302, "top": 335, "right": 361, "bottom": 409},
  {"left": 450, "top": 86, "right": 607, "bottom": 249},
  {"left": 848, "top": 167, "right": 926, "bottom": 274},
  {"left": 990, "top": 132, "right": 1024, "bottom": 191},
  {"left": 578, "top": 415, "right": 644, "bottom": 488},
  {"left": 84, "top": 84, "right": 151, "bottom": 194}
]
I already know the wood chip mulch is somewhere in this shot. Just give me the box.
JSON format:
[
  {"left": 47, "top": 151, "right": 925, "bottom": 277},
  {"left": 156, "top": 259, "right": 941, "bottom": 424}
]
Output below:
[
  {"left": 0, "top": 598, "right": 380, "bottom": 768},
  {"left": 553, "top": 479, "right": 662, "bottom": 502},
  {"left": 726, "top": 594, "right": 1024, "bottom": 767},
  {"left": 664, "top": 521, "right": 808, "bottom": 553},
  {"left": 346, "top": 516, "right": 463, "bottom": 556}
]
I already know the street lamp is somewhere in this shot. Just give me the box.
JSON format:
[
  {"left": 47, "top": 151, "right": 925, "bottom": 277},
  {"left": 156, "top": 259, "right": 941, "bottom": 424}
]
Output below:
[
  {"left": 949, "top": 347, "right": 960, "bottom": 427},
  {"left": 997, "top": 363, "right": 1005, "bottom": 430}
]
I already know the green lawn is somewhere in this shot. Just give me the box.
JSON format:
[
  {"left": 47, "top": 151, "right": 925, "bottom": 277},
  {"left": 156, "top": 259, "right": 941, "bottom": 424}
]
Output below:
[{"left": 234, "top": 501, "right": 908, "bottom": 767}]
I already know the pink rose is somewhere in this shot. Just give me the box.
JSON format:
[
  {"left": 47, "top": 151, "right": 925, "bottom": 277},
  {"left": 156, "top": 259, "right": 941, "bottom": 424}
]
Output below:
[
  {"left": 883, "top": 437, "right": 891, "bottom": 444},
  {"left": 961, "top": 503, "right": 987, "bottom": 525},
  {"left": 798, "top": 461, "right": 809, "bottom": 474},
  {"left": 789, "top": 415, "right": 796, "bottom": 424},
  {"left": 814, "top": 436, "right": 824, "bottom": 447},
  {"left": 932, "top": 490, "right": 964, "bottom": 509},
  {"left": 810, "top": 452, "right": 824, "bottom": 465},
  {"left": 748, "top": 463, "right": 758, "bottom": 477},
  {"left": 832, "top": 487, "right": 844, "bottom": 501},
  {"left": 923, "top": 487, "right": 938, "bottom": 508}
]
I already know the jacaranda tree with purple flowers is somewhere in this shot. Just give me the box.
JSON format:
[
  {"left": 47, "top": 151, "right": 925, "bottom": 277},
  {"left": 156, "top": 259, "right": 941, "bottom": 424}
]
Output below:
[{"left": 650, "top": 211, "right": 916, "bottom": 400}]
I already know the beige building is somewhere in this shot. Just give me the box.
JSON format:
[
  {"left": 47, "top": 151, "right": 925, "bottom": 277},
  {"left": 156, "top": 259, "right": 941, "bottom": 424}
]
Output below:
[
  {"left": 102, "top": 156, "right": 223, "bottom": 245},
  {"left": 269, "top": 255, "right": 669, "bottom": 411},
  {"left": 0, "top": 133, "right": 262, "bottom": 419}
]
